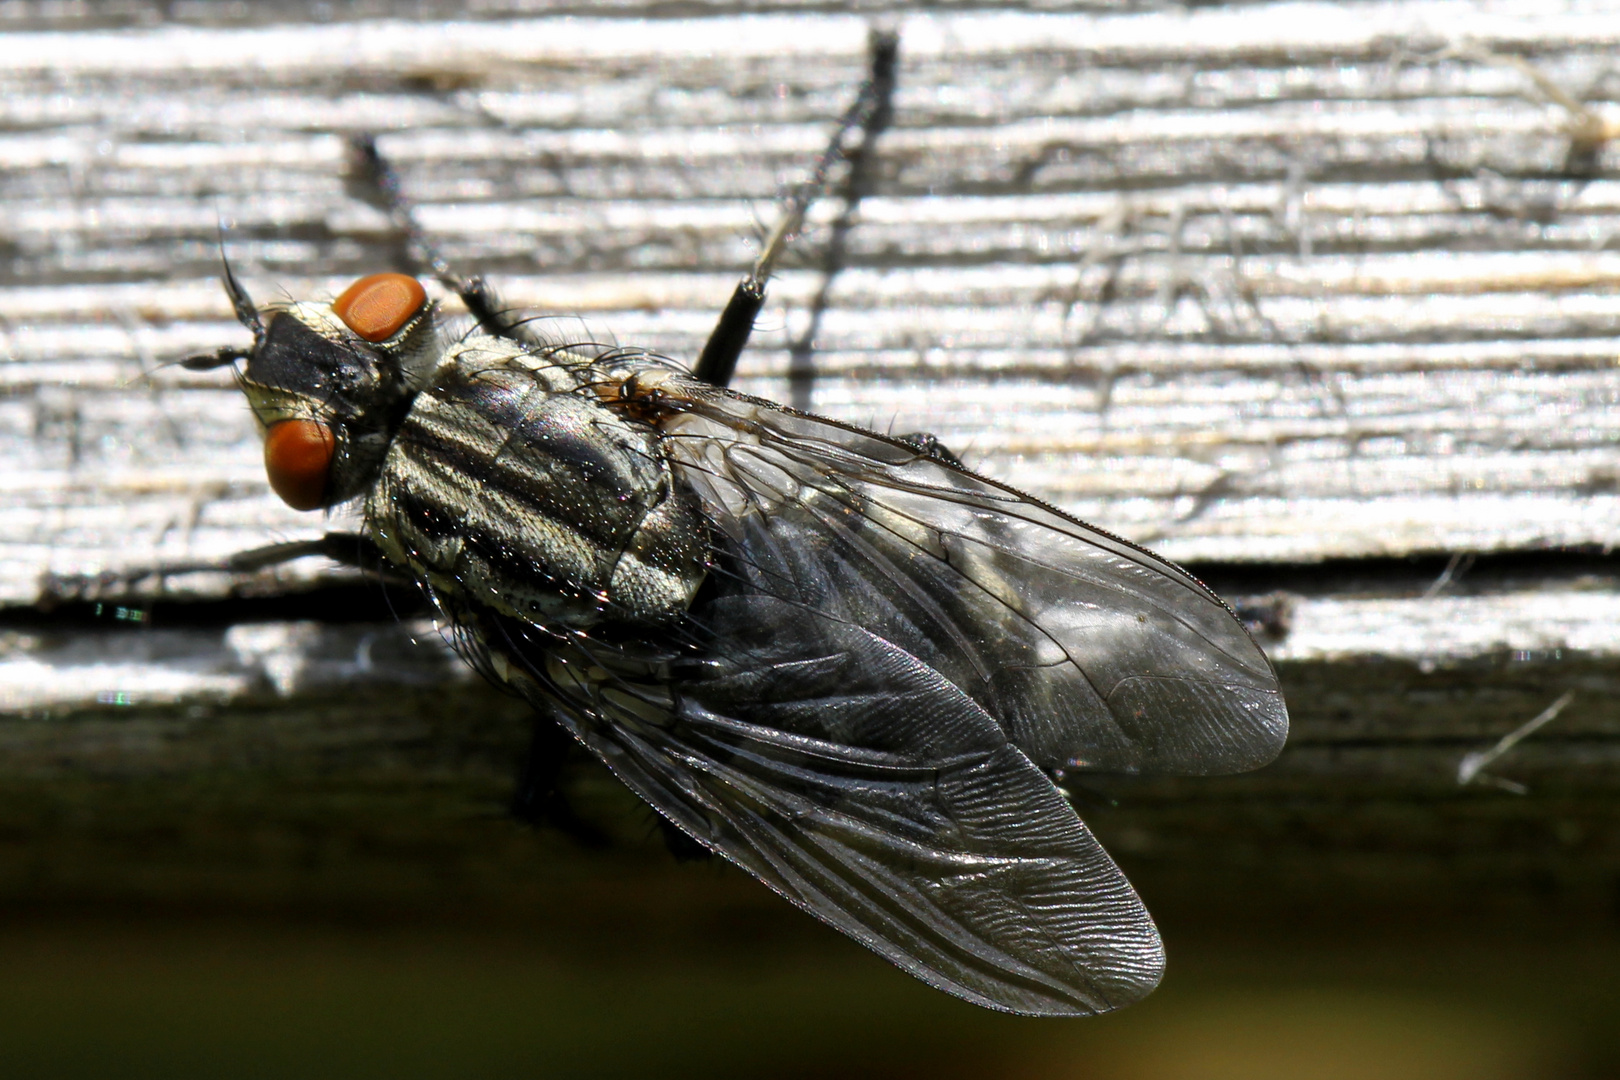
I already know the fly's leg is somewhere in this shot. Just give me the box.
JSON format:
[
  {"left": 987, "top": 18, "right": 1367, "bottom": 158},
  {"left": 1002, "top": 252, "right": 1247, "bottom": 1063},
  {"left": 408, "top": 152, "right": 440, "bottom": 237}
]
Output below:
[
  {"left": 690, "top": 33, "right": 962, "bottom": 467},
  {"left": 348, "top": 30, "right": 899, "bottom": 386},
  {"left": 229, "top": 532, "right": 392, "bottom": 575},
  {"left": 511, "top": 718, "right": 610, "bottom": 847},
  {"left": 512, "top": 717, "right": 708, "bottom": 857},
  {"left": 346, "top": 136, "right": 547, "bottom": 349},
  {"left": 894, "top": 432, "right": 964, "bottom": 469},
  {"left": 692, "top": 28, "right": 899, "bottom": 388},
  {"left": 38, "top": 532, "right": 400, "bottom": 607}
]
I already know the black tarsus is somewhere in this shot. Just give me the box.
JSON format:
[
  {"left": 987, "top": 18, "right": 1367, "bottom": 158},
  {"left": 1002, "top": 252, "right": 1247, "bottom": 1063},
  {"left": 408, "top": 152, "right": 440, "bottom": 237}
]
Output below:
[
  {"left": 895, "top": 431, "right": 964, "bottom": 468},
  {"left": 693, "top": 27, "right": 899, "bottom": 388},
  {"left": 513, "top": 713, "right": 705, "bottom": 856},
  {"left": 347, "top": 135, "right": 545, "bottom": 348},
  {"left": 33, "top": 531, "right": 401, "bottom": 610},
  {"left": 785, "top": 29, "right": 898, "bottom": 411},
  {"left": 510, "top": 717, "right": 609, "bottom": 847}
]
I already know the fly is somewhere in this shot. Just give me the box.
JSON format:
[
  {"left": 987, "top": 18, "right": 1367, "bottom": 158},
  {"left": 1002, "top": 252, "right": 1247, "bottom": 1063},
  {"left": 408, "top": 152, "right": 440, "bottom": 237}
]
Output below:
[{"left": 181, "top": 32, "right": 1288, "bottom": 1016}]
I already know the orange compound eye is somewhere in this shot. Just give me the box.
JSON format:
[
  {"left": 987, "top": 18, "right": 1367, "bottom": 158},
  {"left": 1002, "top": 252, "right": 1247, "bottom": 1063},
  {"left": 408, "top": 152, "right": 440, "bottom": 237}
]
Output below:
[
  {"left": 263, "top": 419, "right": 336, "bottom": 511},
  {"left": 331, "top": 273, "right": 426, "bottom": 342}
]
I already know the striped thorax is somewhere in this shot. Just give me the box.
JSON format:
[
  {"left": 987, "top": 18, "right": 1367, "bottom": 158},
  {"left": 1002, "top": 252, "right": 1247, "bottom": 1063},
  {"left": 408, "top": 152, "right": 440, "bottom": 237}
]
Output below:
[{"left": 239, "top": 274, "right": 710, "bottom": 633}]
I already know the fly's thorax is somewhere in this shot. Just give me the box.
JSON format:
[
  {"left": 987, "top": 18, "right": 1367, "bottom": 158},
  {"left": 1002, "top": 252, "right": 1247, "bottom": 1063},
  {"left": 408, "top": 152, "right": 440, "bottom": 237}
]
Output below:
[
  {"left": 241, "top": 274, "right": 441, "bottom": 510},
  {"left": 364, "top": 341, "right": 710, "bottom": 630}
]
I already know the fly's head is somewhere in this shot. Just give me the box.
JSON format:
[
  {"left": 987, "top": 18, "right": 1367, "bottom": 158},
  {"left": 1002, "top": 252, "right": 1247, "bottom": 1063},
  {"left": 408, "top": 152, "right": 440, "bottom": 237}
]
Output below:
[{"left": 189, "top": 271, "right": 442, "bottom": 511}]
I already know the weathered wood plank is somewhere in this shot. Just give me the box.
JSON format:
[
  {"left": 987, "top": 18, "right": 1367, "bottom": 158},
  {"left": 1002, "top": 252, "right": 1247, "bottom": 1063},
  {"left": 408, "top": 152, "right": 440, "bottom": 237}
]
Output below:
[
  {"left": 3, "top": 1, "right": 1620, "bottom": 921},
  {"left": 6, "top": 2, "right": 1620, "bottom": 590}
]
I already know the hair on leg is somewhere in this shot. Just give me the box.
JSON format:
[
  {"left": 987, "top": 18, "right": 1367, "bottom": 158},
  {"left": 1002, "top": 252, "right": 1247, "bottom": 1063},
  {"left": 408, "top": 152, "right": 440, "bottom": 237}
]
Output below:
[{"left": 692, "top": 28, "right": 899, "bottom": 389}]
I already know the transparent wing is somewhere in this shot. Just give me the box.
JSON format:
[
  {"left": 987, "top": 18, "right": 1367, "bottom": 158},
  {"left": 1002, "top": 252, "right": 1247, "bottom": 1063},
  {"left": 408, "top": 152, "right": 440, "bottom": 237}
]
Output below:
[
  {"left": 657, "top": 382, "right": 1288, "bottom": 776},
  {"left": 525, "top": 582, "right": 1165, "bottom": 1016},
  {"left": 475, "top": 377, "right": 1285, "bottom": 1015}
]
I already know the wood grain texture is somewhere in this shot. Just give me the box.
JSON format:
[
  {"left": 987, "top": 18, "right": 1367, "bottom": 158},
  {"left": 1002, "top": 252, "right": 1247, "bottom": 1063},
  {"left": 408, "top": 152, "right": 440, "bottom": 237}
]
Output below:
[
  {"left": 8, "top": 0, "right": 1620, "bottom": 593},
  {"left": 2, "top": 0, "right": 1618, "bottom": 919}
]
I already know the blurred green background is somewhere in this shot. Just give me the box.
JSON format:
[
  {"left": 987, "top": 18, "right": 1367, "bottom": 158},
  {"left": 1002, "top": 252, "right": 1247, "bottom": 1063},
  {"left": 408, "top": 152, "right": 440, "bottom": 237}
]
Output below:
[{"left": 1, "top": 888, "right": 1613, "bottom": 1079}]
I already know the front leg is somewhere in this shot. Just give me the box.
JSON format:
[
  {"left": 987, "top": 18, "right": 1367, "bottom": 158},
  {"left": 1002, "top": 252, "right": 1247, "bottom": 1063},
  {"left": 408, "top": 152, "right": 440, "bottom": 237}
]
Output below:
[{"left": 38, "top": 531, "right": 399, "bottom": 607}]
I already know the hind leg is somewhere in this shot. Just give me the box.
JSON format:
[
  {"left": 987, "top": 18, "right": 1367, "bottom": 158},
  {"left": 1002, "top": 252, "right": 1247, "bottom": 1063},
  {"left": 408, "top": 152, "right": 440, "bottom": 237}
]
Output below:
[{"left": 510, "top": 717, "right": 610, "bottom": 848}]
